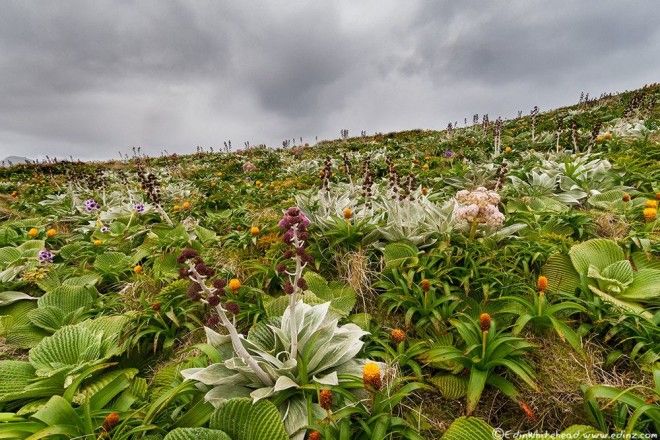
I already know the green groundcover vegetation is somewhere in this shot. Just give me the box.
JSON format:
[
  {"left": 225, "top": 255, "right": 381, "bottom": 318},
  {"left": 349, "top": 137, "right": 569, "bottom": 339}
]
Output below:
[{"left": 0, "top": 84, "right": 659, "bottom": 439}]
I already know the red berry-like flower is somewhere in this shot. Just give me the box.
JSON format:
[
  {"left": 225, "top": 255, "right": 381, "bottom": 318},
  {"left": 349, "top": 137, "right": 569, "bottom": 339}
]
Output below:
[
  {"left": 319, "top": 389, "right": 333, "bottom": 410},
  {"left": 390, "top": 328, "right": 406, "bottom": 344},
  {"left": 102, "top": 412, "right": 120, "bottom": 432},
  {"left": 479, "top": 313, "right": 491, "bottom": 332},
  {"left": 308, "top": 431, "right": 321, "bottom": 440}
]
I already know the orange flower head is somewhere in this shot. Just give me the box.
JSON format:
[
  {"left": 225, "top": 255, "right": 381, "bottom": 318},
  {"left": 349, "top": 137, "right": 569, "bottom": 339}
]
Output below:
[
  {"left": 182, "top": 200, "right": 192, "bottom": 210},
  {"left": 133, "top": 265, "right": 143, "bottom": 274},
  {"left": 308, "top": 431, "right": 321, "bottom": 440},
  {"left": 319, "top": 389, "right": 333, "bottom": 410},
  {"left": 343, "top": 207, "right": 353, "bottom": 220},
  {"left": 504, "top": 146, "right": 512, "bottom": 153},
  {"left": 46, "top": 228, "right": 57, "bottom": 238},
  {"left": 93, "top": 239, "right": 103, "bottom": 246},
  {"left": 362, "top": 362, "right": 382, "bottom": 390},
  {"left": 102, "top": 412, "right": 120, "bottom": 432},
  {"left": 28, "top": 228, "right": 39, "bottom": 238},
  {"left": 10, "top": 191, "right": 18, "bottom": 198},
  {"left": 420, "top": 278, "right": 431, "bottom": 292},
  {"left": 250, "top": 226, "right": 260, "bottom": 236},
  {"left": 604, "top": 132, "right": 612, "bottom": 140},
  {"left": 421, "top": 187, "right": 429, "bottom": 196},
  {"left": 644, "top": 207, "right": 657, "bottom": 222},
  {"left": 479, "top": 313, "right": 491, "bottom": 332},
  {"left": 537, "top": 275, "right": 548, "bottom": 292},
  {"left": 228, "top": 278, "right": 241, "bottom": 291},
  {"left": 622, "top": 193, "right": 631, "bottom": 202},
  {"left": 645, "top": 199, "right": 658, "bottom": 209},
  {"left": 390, "top": 328, "right": 406, "bottom": 344}
]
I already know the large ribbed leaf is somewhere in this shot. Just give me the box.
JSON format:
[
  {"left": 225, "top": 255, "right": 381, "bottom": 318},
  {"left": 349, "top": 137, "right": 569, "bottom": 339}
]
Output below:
[
  {"left": 0, "top": 361, "right": 36, "bottom": 402},
  {"left": 79, "top": 315, "right": 130, "bottom": 355},
  {"left": 37, "top": 285, "right": 96, "bottom": 313},
  {"left": 210, "top": 398, "right": 251, "bottom": 438},
  {"left": 429, "top": 374, "right": 468, "bottom": 400},
  {"left": 441, "top": 417, "right": 501, "bottom": 440},
  {"left": 1, "top": 300, "right": 48, "bottom": 348},
  {"left": 588, "top": 189, "right": 627, "bottom": 209},
  {"left": 569, "top": 239, "right": 624, "bottom": 274},
  {"left": 164, "top": 428, "right": 231, "bottom": 440},
  {"left": 93, "top": 252, "right": 132, "bottom": 275},
  {"left": 541, "top": 253, "right": 580, "bottom": 294},
  {"left": 0, "top": 247, "right": 21, "bottom": 267},
  {"left": 560, "top": 425, "right": 607, "bottom": 439},
  {"left": 303, "top": 272, "right": 356, "bottom": 317},
  {"left": 27, "top": 306, "right": 68, "bottom": 332},
  {"left": 29, "top": 325, "right": 103, "bottom": 377},
  {"left": 210, "top": 398, "right": 288, "bottom": 440},
  {"left": 383, "top": 241, "right": 419, "bottom": 269},
  {"left": 621, "top": 269, "right": 660, "bottom": 302}
]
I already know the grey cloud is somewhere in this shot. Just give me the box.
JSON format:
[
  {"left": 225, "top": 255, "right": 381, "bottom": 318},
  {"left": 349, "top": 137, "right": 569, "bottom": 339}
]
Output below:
[{"left": 0, "top": 1, "right": 659, "bottom": 160}]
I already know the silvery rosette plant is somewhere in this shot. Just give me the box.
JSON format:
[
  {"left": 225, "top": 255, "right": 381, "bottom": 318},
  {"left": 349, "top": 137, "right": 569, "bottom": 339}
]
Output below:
[
  {"left": 181, "top": 209, "right": 371, "bottom": 439},
  {"left": 182, "top": 302, "right": 369, "bottom": 439}
]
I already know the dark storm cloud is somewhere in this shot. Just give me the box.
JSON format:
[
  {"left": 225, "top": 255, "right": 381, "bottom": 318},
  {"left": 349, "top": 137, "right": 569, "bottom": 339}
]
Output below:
[{"left": 0, "top": 1, "right": 658, "bottom": 160}]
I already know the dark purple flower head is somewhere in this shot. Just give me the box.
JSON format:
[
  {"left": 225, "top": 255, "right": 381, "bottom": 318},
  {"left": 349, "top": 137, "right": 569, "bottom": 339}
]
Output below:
[
  {"left": 84, "top": 199, "right": 100, "bottom": 212},
  {"left": 296, "top": 278, "right": 308, "bottom": 290},
  {"left": 206, "top": 314, "right": 220, "bottom": 327},
  {"left": 443, "top": 149, "right": 455, "bottom": 159},
  {"left": 195, "top": 262, "right": 215, "bottom": 277},
  {"left": 187, "top": 283, "right": 202, "bottom": 301},
  {"left": 225, "top": 302, "right": 240, "bottom": 315},
  {"left": 177, "top": 248, "right": 199, "bottom": 264},
  {"left": 38, "top": 249, "right": 54, "bottom": 264},
  {"left": 134, "top": 203, "right": 145, "bottom": 214},
  {"left": 276, "top": 263, "right": 287, "bottom": 274},
  {"left": 207, "top": 295, "right": 221, "bottom": 306},
  {"left": 283, "top": 281, "right": 294, "bottom": 295},
  {"left": 212, "top": 279, "right": 227, "bottom": 291},
  {"left": 179, "top": 267, "right": 191, "bottom": 279}
]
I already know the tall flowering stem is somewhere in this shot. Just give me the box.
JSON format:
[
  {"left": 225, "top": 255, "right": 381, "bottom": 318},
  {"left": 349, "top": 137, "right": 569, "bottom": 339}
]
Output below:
[
  {"left": 182, "top": 253, "right": 273, "bottom": 386},
  {"left": 279, "top": 207, "right": 312, "bottom": 360}
]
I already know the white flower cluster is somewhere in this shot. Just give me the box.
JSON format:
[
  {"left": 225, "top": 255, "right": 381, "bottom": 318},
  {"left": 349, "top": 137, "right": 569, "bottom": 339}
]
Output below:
[{"left": 454, "top": 187, "right": 505, "bottom": 229}]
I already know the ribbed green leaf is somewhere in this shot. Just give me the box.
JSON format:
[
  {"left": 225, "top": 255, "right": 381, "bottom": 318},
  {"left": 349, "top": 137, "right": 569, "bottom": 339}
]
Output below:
[
  {"left": 29, "top": 325, "right": 102, "bottom": 377},
  {"left": 383, "top": 242, "right": 419, "bottom": 269},
  {"left": 163, "top": 428, "right": 231, "bottom": 440},
  {"left": 542, "top": 253, "right": 580, "bottom": 294},
  {"left": 569, "top": 238, "right": 624, "bottom": 274},
  {"left": 429, "top": 375, "right": 468, "bottom": 400},
  {"left": 0, "top": 361, "right": 36, "bottom": 402},
  {"left": 210, "top": 398, "right": 288, "bottom": 440},
  {"left": 441, "top": 417, "right": 501, "bottom": 440}
]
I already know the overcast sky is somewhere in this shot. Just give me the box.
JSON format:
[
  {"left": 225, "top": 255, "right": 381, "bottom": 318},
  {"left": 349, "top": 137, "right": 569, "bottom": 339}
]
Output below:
[{"left": 1, "top": 1, "right": 659, "bottom": 161}]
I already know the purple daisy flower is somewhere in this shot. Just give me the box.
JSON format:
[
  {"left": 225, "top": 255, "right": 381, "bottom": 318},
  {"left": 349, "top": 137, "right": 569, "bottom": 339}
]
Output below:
[
  {"left": 443, "top": 149, "right": 455, "bottom": 159},
  {"left": 100, "top": 225, "right": 110, "bottom": 233},
  {"left": 38, "top": 249, "right": 54, "bottom": 264},
  {"left": 84, "top": 199, "right": 100, "bottom": 212}
]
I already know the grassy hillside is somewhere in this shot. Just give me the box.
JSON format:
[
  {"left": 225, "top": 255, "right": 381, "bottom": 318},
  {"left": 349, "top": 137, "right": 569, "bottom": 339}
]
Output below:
[{"left": 0, "top": 84, "right": 658, "bottom": 439}]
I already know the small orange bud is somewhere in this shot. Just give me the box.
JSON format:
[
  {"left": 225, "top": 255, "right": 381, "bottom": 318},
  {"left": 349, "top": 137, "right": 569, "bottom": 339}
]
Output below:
[
  {"left": 93, "top": 239, "right": 102, "bottom": 246},
  {"left": 250, "top": 226, "right": 260, "bottom": 236},
  {"left": 518, "top": 401, "right": 536, "bottom": 421},
  {"left": 479, "top": 313, "right": 491, "bottom": 332},
  {"left": 390, "top": 328, "right": 406, "bottom": 344},
  {"left": 28, "top": 228, "right": 39, "bottom": 238},
  {"left": 46, "top": 228, "right": 57, "bottom": 238},
  {"left": 308, "top": 431, "right": 321, "bottom": 440},
  {"left": 343, "top": 207, "right": 353, "bottom": 220},
  {"left": 604, "top": 132, "right": 612, "bottom": 140},
  {"left": 319, "top": 389, "right": 333, "bottom": 410},
  {"left": 537, "top": 275, "right": 548, "bottom": 292},
  {"left": 420, "top": 279, "right": 431, "bottom": 292},
  {"left": 421, "top": 164, "right": 430, "bottom": 171},
  {"left": 421, "top": 187, "right": 429, "bottom": 196},
  {"left": 182, "top": 201, "right": 191, "bottom": 210},
  {"left": 228, "top": 278, "right": 241, "bottom": 291},
  {"left": 133, "top": 265, "right": 143, "bottom": 274},
  {"left": 151, "top": 302, "right": 161, "bottom": 311},
  {"left": 362, "top": 362, "right": 382, "bottom": 390},
  {"left": 644, "top": 207, "right": 657, "bottom": 222},
  {"left": 10, "top": 191, "right": 18, "bottom": 198},
  {"left": 622, "top": 193, "right": 631, "bottom": 202},
  {"left": 656, "top": 192, "right": 660, "bottom": 201},
  {"left": 102, "top": 412, "right": 120, "bottom": 432},
  {"left": 504, "top": 146, "right": 512, "bottom": 153}
]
